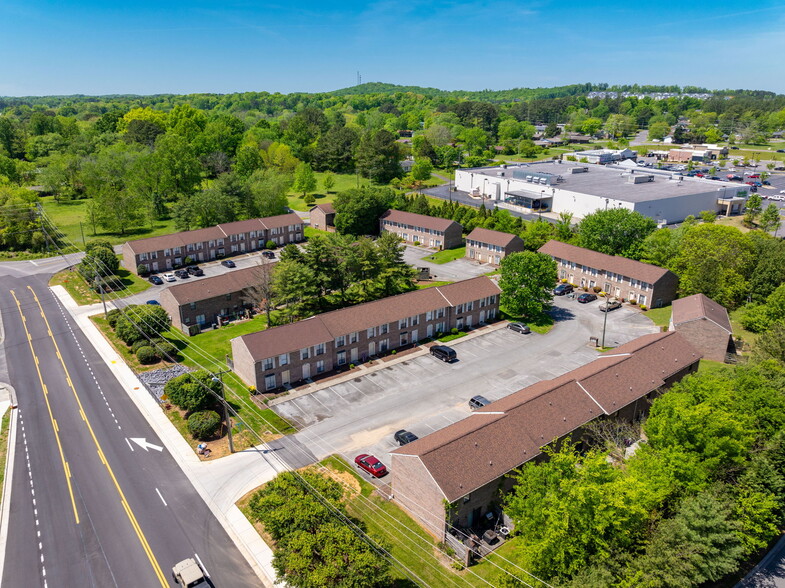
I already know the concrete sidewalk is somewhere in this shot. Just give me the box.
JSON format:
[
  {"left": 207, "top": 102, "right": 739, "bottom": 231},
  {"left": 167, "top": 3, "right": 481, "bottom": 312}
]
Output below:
[{"left": 51, "top": 286, "right": 281, "bottom": 587}]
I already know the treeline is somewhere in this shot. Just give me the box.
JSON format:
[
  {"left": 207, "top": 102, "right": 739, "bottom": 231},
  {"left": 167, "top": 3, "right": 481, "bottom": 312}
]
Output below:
[{"left": 503, "top": 360, "right": 785, "bottom": 587}]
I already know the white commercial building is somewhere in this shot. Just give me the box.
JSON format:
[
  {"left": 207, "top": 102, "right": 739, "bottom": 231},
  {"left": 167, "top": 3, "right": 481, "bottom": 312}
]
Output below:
[{"left": 454, "top": 161, "right": 747, "bottom": 224}]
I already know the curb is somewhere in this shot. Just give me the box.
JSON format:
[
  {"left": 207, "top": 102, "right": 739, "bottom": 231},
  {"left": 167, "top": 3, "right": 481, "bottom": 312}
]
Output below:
[
  {"left": 49, "top": 286, "right": 277, "bottom": 587},
  {"left": 0, "top": 384, "right": 18, "bottom": 584}
]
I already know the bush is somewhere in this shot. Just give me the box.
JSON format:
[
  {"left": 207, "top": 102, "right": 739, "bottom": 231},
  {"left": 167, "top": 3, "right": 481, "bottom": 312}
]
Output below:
[
  {"left": 132, "top": 338, "right": 150, "bottom": 353},
  {"left": 187, "top": 410, "right": 222, "bottom": 440},
  {"left": 266, "top": 240, "right": 276, "bottom": 249},
  {"left": 164, "top": 370, "right": 221, "bottom": 412},
  {"left": 451, "top": 327, "right": 459, "bottom": 335},
  {"left": 155, "top": 340, "right": 179, "bottom": 360},
  {"left": 304, "top": 194, "right": 315, "bottom": 206},
  {"left": 640, "top": 304, "right": 648, "bottom": 311},
  {"left": 135, "top": 346, "right": 158, "bottom": 364},
  {"left": 136, "top": 264, "right": 149, "bottom": 276},
  {"left": 113, "top": 304, "right": 171, "bottom": 345},
  {"left": 593, "top": 286, "right": 602, "bottom": 293},
  {"left": 106, "top": 308, "right": 122, "bottom": 328}
]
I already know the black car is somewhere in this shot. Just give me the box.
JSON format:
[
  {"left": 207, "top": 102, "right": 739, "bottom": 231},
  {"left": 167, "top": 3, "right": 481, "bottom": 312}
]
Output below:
[
  {"left": 599, "top": 299, "right": 622, "bottom": 312},
  {"left": 186, "top": 265, "right": 204, "bottom": 276},
  {"left": 553, "top": 284, "right": 574, "bottom": 296},
  {"left": 261, "top": 250, "right": 275, "bottom": 259},
  {"left": 430, "top": 345, "right": 457, "bottom": 362},
  {"left": 577, "top": 293, "right": 597, "bottom": 303},
  {"left": 507, "top": 322, "right": 530, "bottom": 334},
  {"left": 148, "top": 274, "right": 163, "bottom": 285},
  {"left": 394, "top": 430, "right": 419, "bottom": 446},
  {"left": 174, "top": 269, "right": 190, "bottom": 279},
  {"left": 221, "top": 259, "right": 236, "bottom": 268}
]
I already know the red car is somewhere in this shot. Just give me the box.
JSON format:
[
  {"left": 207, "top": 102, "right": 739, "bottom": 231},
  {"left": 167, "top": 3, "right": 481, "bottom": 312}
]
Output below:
[{"left": 355, "top": 454, "right": 388, "bottom": 478}]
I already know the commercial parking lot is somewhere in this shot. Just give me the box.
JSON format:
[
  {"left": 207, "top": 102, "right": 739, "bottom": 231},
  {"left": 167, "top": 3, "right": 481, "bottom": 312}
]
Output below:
[{"left": 271, "top": 295, "right": 660, "bottom": 480}]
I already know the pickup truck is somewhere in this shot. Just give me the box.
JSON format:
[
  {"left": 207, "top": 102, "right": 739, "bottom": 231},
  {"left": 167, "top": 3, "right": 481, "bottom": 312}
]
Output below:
[{"left": 172, "top": 558, "right": 209, "bottom": 587}]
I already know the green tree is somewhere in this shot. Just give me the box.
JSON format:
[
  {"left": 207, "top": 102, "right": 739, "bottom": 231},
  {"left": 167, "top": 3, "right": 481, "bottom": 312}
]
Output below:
[
  {"left": 163, "top": 370, "right": 221, "bottom": 413},
  {"left": 322, "top": 171, "right": 336, "bottom": 193},
  {"left": 272, "top": 259, "right": 320, "bottom": 321},
  {"left": 698, "top": 210, "right": 716, "bottom": 223},
  {"left": 292, "top": 162, "right": 317, "bottom": 198},
  {"left": 521, "top": 220, "right": 555, "bottom": 250},
  {"left": 760, "top": 203, "right": 781, "bottom": 233},
  {"left": 576, "top": 208, "right": 657, "bottom": 259},
  {"left": 312, "top": 126, "right": 359, "bottom": 173},
  {"left": 354, "top": 129, "right": 401, "bottom": 184},
  {"left": 670, "top": 224, "right": 756, "bottom": 308},
  {"left": 410, "top": 159, "right": 433, "bottom": 182},
  {"left": 333, "top": 186, "right": 395, "bottom": 236},
  {"left": 234, "top": 144, "right": 263, "bottom": 178},
  {"left": 499, "top": 251, "right": 557, "bottom": 318},
  {"left": 554, "top": 211, "right": 574, "bottom": 242},
  {"left": 648, "top": 121, "right": 671, "bottom": 141},
  {"left": 113, "top": 304, "right": 171, "bottom": 345},
  {"left": 248, "top": 169, "right": 292, "bottom": 218},
  {"left": 744, "top": 193, "right": 763, "bottom": 226}
]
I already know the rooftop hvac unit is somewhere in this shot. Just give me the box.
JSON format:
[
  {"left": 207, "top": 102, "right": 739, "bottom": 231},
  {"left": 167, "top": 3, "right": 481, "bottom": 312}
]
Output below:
[{"left": 526, "top": 175, "right": 533, "bottom": 182}]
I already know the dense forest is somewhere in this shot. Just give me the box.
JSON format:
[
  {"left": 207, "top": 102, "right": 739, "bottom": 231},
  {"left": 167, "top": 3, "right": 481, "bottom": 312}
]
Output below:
[{"left": 1, "top": 82, "right": 785, "bottom": 254}]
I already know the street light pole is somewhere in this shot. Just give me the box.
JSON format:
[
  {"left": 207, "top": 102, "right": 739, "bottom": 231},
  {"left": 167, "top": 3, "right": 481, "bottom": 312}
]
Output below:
[{"left": 212, "top": 371, "right": 234, "bottom": 453}]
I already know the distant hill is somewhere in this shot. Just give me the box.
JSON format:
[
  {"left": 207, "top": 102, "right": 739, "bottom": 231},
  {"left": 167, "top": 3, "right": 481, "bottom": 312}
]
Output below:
[{"left": 330, "top": 82, "right": 596, "bottom": 102}]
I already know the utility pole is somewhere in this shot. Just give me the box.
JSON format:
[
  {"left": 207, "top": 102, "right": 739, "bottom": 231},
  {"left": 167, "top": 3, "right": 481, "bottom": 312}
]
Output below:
[
  {"left": 79, "top": 222, "right": 86, "bottom": 246},
  {"left": 37, "top": 204, "right": 50, "bottom": 256},
  {"left": 212, "top": 370, "right": 234, "bottom": 453},
  {"left": 600, "top": 293, "right": 610, "bottom": 348}
]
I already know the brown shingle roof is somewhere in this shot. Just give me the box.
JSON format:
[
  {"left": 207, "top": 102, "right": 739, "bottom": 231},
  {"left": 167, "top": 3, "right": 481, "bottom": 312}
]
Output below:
[
  {"left": 380, "top": 210, "right": 460, "bottom": 233},
  {"left": 392, "top": 331, "right": 701, "bottom": 502},
  {"left": 538, "top": 240, "right": 672, "bottom": 284},
  {"left": 164, "top": 265, "right": 273, "bottom": 305},
  {"left": 258, "top": 212, "right": 303, "bottom": 230},
  {"left": 233, "top": 276, "right": 499, "bottom": 361},
  {"left": 466, "top": 228, "right": 522, "bottom": 249},
  {"left": 671, "top": 293, "right": 732, "bottom": 333},
  {"left": 311, "top": 203, "right": 335, "bottom": 214}
]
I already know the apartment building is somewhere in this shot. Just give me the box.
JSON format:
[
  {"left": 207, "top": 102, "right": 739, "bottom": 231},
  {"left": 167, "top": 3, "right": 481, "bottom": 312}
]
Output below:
[
  {"left": 379, "top": 210, "right": 463, "bottom": 250},
  {"left": 230, "top": 277, "right": 501, "bottom": 392},
  {"left": 669, "top": 293, "right": 734, "bottom": 362},
  {"left": 121, "top": 213, "right": 303, "bottom": 274},
  {"left": 390, "top": 331, "right": 701, "bottom": 541},
  {"left": 465, "top": 227, "right": 525, "bottom": 266},
  {"left": 159, "top": 265, "right": 272, "bottom": 334},
  {"left": 309, "top": 203, "right": 336, "bottom": 232},
  {"left": 538, "top": 240, "right": 679, "bottom": 308}
]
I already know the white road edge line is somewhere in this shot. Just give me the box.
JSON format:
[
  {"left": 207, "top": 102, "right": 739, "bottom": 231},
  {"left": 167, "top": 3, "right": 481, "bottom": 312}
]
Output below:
[
  {"left": 194, "top": 552, "right": 209, "bottom": 577},
  {"left": 155, "top": 488, "right": 167, "bottom": 507}
]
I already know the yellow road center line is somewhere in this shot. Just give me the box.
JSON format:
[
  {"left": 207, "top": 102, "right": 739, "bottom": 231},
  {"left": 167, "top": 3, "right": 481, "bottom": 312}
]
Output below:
[
  {"left": 26, "top": 286, "right": 167, "bottom": 587},
  {"left": 11, "top": 290, "right": 80, "bottom": 525}
]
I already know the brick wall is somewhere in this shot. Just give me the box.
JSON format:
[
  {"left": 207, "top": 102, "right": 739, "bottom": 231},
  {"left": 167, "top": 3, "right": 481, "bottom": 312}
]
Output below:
[{"left": 390, "top": 455, "right": 449, "bottom": 540}]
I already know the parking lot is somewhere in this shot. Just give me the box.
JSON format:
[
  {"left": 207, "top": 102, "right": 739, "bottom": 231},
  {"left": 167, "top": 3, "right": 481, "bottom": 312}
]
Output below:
[
  {"left": 402, "top": 244, "right": 492, "bottom": 281},
  {"left": 271, "top": 295, "right": 660, "bottom": 480}
]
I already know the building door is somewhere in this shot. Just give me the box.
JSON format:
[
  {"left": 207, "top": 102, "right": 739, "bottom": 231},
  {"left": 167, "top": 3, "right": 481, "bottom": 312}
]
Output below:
[
  {"left": 466, "top": 315, "right": 472, "bottom": 328},
  {"left": 302, "top": 363, "right": 310, "bottom": 380},
  {"left": 480, "top": 310, "right": 485, "bottom": 323},
  {"left": 426, "top": 324, "right": 433, "bottom": 338},
  {"left": 368, "top": 341, "right": 375, "bottom": 356},
  {"left": 152, "top": 262, "right": 159, "bottom": 271},
  {"left": 411, "top": 329, "right": 418, "bottom": 343},
  {"left": 281, "top": 370, "right": 290, "bottom": 386},
  {"left": 350, "top": 348, "right": 358, "bottom": 363}
]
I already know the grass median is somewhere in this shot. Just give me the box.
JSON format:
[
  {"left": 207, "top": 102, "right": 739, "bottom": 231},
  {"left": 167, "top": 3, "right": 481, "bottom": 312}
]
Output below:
[{"left": 0, "top": 408, "right": 11, "bottom": 504}]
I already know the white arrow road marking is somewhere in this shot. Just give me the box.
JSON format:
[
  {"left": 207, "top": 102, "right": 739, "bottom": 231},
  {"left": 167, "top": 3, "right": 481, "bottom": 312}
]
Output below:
[
  {"left": 129, "top": 437, "right": 163, "bottom": 452},
  {"left": 155, "top": 488, "right": 167, "bottom": 506}
]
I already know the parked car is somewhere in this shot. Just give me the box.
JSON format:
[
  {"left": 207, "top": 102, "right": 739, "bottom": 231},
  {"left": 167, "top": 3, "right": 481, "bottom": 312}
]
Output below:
[
  {"left": 577, "top": 293, "right": 598, "bottom": 303},
  {"left": 163, "top": 272, "right": 176, "bottom": 282},
  {"left": 221, "top": 259, "right": 236, "bottom": 268},
  {"left": 261, "top": 250, "right": 275, "bottom": 259},
  {"left": 777, "top": 149, "right": 785, "bottom": 153},
  {"left": 394, "top": 430, "right": 419, "bottom": 445},
  {"left": 186, "top": 265, "right": 203, "bottom": 276},
  {"left": 599, "top": 298, "right": 622, "bottom": 312},
  {"left": 430, "top": 345, "right": 457, "bottom": 362},
  {"left": 507, "top": 322, "right": 530, "bottom": 334},
  {"left": 145, "top": 300, "right": 160, "bottom": 305},
  {"left": 174, "top": 269, "right": 190, "bottom": 279},
  {"left": 469, "top": 395, "right": 492, "bottom": 410},
  {"left": 728, "top": 174, "right": 742, "bottom": 181},
  {"left": 763, "top": 180, "right": 771, "bottom": 185},
  {"left": 355, "top": 454, "right": 387, "bottom": 477},
  {"left": 553, "top": 284, "right": 574, "bottom": 296},
  {"left": 148, "top": 274, "right": 163, "bottom": 285}
]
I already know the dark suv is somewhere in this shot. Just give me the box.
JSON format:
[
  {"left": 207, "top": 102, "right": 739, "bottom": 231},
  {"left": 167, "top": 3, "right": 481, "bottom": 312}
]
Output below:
[
  {"left": 430, "top": 345, "right": 456, "bottom": 362},
  {"left": 174, "top": 269, "right": 190, "bottom": 279},
  {"left": 186, "top": 265, "right": 203, "bottom": 276},
  {"left": 394, "top": 430, "right": 419, "bottom": 445},
  {"left": 553, "top": 284, "right": 574, "bottom": 296}
]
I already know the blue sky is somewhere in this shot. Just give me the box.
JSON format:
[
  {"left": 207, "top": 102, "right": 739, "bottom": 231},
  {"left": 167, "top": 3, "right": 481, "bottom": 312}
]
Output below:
[{"left": 1, "top": 1, "right": 784, "bottom": 96}]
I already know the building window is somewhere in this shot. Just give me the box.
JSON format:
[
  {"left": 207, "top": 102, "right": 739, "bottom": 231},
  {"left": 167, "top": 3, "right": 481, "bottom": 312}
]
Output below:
[
  {"left": 639, "top": 294, "right": 647, "bottom": 305},
  {"left": 300, "top": 348, "right": 310, "bottom": 360},
  {"left": 398, "top": 318, "right": 407, "bottom": 329},
  {"left": 426, "top": 310, "right": 433, "bottom": 321},
  {"left": 315, "top": 343, "right": 325, "bottom": 355},
  {"left": 265, "top": 374, "right": 276, "bottom": 391},
  {"left": 410, "top": 315, "right": 419, "bottom": 326},
  {"left": 335, "top": 335, "right": 345, "bottom": 347},
  {"left": 190, "top": 302, "right": 196, "bottom": 310},
  {"left": 349, "top": 331, "right": 358, "bottom": 344},
  {"left": 337, "top": 351, "right": 346, "bottom": 365},
  {"left": 316, "top": 360, "right": 325, "bottom": 373},
  {"left": 466, "top": 301, "right": 474, "bottom": 311},
  {"left": 279, "top": 353, "right": 289, "bottom": 366},
  {"left": 367, "top": 327, "right": 375, "bottom": 338},
  {"left": 380, "top": 323, "right": 388, "bottom": 335},
  {"left": 263, "top": 358, "right": 274, "bottom": 371}
]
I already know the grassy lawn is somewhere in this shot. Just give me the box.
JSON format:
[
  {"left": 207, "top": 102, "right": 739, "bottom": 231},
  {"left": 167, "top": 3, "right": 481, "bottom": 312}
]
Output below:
[
  {"left": 698, "top": 358, "right": 730, "bottom": 372},
  {"left": 40, "top": 196, "right": 179, "bottom": 248},
  {"left": 421, "top": 246, "right": 466, "bottom": 264},
  {"left": 644, "top": 304, "right": 671, "bottom": 329},
  {"left": 716, "top": 215, "right": 752, "bottom": 233},
  {"left": 0, "top": 408, "right": 10, "bottom": 504},
  {"left": 287, "top": 172, "right": 366, "bottom": 212},
  {"left": 160, "top": 316, "right": 295, "bottom": 440},
  {"left": 438, "top": 330, "right": 469, "bottom": 343},
  {"left": 50, "top": 265, "right": 150, "bottom": 306},
  {"left": 321, "top": 456, "right": 465, "bottom": 588},
  {"left": 468, "top": 537, "right": 524, "bottom": 584},
  {"left": 416, "top": 280, "right": 453, "bottom": 289},
  {"left": 303, "top": 226, "right": 332, "bottom": 239},
  {"left": 729, "top": 307, "right": 758, "bottom": 352},
  {"left": 502, "top": 309, "right": 554, "bottom": 335}
]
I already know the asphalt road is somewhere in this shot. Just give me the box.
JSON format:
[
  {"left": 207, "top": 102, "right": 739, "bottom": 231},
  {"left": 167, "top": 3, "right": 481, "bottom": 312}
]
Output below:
[{"left": 0, "top": 275, "right": 258, "bottom": 587}]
